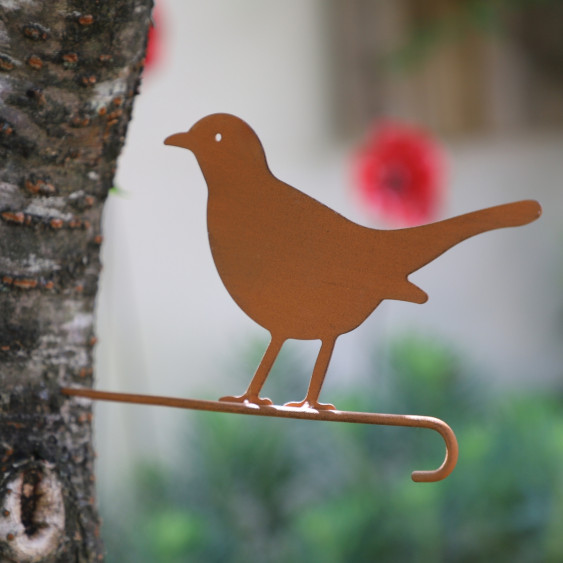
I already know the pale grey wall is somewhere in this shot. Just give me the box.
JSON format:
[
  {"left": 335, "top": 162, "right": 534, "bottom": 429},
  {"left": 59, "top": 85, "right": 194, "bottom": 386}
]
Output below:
[{"left": 95, "top": 0, "right": 562, "bottom": 485}]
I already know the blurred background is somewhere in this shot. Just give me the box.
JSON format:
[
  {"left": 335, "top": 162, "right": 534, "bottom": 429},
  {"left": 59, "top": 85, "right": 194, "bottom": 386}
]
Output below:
[{"left": 95, "top": 1, "right": 563, "bottom": 561}]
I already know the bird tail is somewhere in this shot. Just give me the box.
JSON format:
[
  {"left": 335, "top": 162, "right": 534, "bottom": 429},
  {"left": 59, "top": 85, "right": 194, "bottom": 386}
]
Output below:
[{"left": 396, "top": 199, "right": 542, "bottom": 274}]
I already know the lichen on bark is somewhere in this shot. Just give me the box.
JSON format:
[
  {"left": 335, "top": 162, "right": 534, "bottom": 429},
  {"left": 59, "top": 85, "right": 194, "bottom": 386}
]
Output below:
[{"left": 0, "top": 1, "right": 153, "bottom": 560}]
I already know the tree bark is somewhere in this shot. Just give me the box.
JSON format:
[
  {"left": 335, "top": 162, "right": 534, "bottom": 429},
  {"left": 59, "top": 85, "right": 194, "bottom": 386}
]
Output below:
[{"left": 0, "top": 1, "right": 153, "bottom": 561}]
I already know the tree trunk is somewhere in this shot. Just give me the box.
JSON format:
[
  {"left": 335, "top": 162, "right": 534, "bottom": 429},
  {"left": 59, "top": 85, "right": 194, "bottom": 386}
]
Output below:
[{"left": 0, "top": 1, "right": 153, "bottom": 561}]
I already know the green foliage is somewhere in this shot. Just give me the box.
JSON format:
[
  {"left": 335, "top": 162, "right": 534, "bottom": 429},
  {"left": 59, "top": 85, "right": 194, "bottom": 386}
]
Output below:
[
  {"left": 101, "top": 334, "right": 563, "bottom": 562},
  {"left": 108, "top": 185, "right": 130, "bottom": 198}
]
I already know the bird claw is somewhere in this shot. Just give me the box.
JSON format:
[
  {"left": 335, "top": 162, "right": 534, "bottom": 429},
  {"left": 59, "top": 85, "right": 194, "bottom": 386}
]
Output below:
[
  {"left": 284, "top": 399, "right": 336, "bottom": 411},
  {"left": 219, "top": 394, "right": 273, "bottom": 407}
]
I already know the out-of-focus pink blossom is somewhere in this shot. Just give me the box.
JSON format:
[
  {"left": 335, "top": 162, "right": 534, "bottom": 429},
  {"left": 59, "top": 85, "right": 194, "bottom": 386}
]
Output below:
[
  {"left": 144, "top": 8, "right": 161, "bottom": 72},
  {"left": 353, "top": 121, "right": 446, "bottom": 226}
]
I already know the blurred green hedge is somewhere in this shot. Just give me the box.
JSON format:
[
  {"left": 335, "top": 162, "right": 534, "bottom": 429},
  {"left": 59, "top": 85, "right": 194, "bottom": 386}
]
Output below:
[{"left": 101, "top": 334, "right": 563, "bottom": 562}]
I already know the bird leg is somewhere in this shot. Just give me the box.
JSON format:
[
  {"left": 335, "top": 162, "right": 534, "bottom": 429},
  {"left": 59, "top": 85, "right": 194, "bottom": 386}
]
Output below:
[
  {"left": 220, "top": 335, "right": 284, "bottom": 406},
  {"left": 285, "top": 338, "right": 336, "bottom": 410}
]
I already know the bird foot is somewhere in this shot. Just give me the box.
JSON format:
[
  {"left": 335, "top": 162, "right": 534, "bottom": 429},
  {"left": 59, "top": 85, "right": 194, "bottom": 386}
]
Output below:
[
  {"left": 219, "top": 394, "right": 273, "bottom": 407},
  {"left": 284, "top": 399, "right": 336, "bottom": 411}
]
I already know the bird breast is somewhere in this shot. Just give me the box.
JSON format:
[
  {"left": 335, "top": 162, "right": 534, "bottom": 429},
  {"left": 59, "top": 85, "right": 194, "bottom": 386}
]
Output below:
[{"left": 205, "top": 178, "right": 387, "bottom": 340}]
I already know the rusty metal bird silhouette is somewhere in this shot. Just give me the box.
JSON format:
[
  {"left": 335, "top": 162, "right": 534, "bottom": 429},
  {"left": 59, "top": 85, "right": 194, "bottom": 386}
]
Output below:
[
  {"left": 164, "top": 113, "right": 542, "bottom": 411},
  {"left": 61, "top": 112, "right": 541, "bottom": 483}
]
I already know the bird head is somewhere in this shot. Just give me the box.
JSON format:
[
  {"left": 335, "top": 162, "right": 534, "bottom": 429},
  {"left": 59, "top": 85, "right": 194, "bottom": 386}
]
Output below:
[{"left": 164, "top": 113, "right": 268, "bottom": 174}]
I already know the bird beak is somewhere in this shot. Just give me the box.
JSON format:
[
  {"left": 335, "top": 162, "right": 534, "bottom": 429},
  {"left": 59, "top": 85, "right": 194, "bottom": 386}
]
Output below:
[{"left": 164, "top": 131, "right": 192, "bottom": 150}]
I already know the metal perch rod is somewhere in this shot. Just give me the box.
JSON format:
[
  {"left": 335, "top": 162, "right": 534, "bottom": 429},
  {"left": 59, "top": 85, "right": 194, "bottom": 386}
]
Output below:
[{"left": 61, "top": 387, "right": 458, "bottom": 483}]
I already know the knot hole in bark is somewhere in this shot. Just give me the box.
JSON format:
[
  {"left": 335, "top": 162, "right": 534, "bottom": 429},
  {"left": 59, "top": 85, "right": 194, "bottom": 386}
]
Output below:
[
  {"left": 0, "top": 463, "right": 65, "bottom": 562},
  {"left": 20, "top": 467, "right": 44, "bottom": 538}
]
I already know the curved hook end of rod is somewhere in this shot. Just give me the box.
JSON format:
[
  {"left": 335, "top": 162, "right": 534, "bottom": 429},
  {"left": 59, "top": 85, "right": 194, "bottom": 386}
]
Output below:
[{"left": 410, "top": 420, "right": 459, "bottom": 483}]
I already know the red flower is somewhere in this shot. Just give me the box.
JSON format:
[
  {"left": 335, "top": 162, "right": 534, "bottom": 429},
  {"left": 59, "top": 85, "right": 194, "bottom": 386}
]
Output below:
[
  {"left": 353, "top": 121, "right": 446, "bottom": 226},
  {"left": 144, "top": 8, "right": 161, "bottom": 72}
]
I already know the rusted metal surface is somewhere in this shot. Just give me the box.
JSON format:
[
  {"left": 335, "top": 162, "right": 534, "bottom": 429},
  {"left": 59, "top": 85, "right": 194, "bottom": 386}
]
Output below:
[
  {"left": 61, "top": 387, "right": 458, "bottom": 482},
  {"left": 164, "top": 113, "right": 541, "bottom": 410}
]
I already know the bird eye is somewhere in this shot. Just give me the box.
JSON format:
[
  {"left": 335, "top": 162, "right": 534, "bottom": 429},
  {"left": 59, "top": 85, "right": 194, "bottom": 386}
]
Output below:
[{"left": 215, "top": 133, "right": 222, "bottom": 142}]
